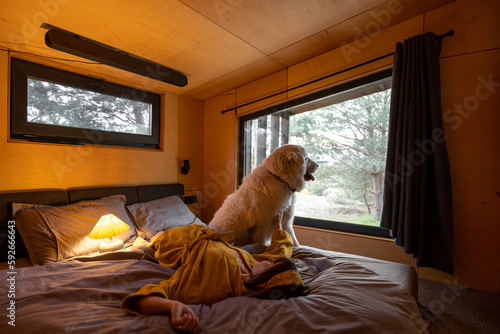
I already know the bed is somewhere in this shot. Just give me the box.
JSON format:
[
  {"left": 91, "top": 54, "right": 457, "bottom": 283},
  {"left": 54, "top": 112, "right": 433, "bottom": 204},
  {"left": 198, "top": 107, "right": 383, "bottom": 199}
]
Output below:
[{"left": 0, "top": 183, "right": 428, "bottom": 333}]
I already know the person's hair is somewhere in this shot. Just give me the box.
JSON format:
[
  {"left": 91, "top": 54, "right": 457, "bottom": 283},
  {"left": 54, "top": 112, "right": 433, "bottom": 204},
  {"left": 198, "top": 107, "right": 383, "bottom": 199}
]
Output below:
[{"left": 243, "top": 257, "right": 309, "bottom": 300}]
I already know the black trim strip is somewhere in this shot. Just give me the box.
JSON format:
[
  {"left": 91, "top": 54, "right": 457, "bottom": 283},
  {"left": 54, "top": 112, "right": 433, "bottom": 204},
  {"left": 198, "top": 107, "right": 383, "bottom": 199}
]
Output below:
[{"left": 294, "top": 216, "right": 392, "bottom": 239}]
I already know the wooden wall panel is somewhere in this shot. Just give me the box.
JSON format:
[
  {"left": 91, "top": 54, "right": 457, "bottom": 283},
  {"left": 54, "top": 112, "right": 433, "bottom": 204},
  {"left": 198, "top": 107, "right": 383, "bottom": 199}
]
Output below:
[
  {"left": 185, "top": 189, "right": 203, "bottom": 220},
  {"left": 202, "top": 0, "right": 500, "bottom": 293},
  {"left": 288, "top": 16, "right": 422, "bottom": 98},
  {"left": 0, "top": 53, "right": 180, "bottom": 191},
  {"left": 235, "top": 70, "right": 288, "bottom": 116},
  {"left": 179, "top": 0, "right": 386, "bottom": 55},
  {"left": 421, "top": 0, "right": 500, "bottom": 294},
  {"left": 419, "top": 48, "right": 500, "bottom": 293},
  {"left": 183, "top": 56, "right": 286, "bottom": 101},
  {"left": 202, "top": 93, "right": 237, "bottom": 222},
  {"left": 1, "top": 0, "right": 456, "bottom": 103},
  {"left": 425, "top": 0, "right": 500, "bottom": 57},
  {"left": 270, "top": 0, "right": 454, "bottom": 67},
  {"left": 178, "top": 96, "right": 204, "bottom": 192},
  {"left": 295, "top": 226, "right": 417, "bottom": 267}
]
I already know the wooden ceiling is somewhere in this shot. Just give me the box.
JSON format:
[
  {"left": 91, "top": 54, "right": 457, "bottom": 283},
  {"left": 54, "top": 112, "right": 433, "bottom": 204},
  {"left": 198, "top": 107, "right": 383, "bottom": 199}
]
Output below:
[{"left": 1, "top": 0, "right": 453, "bottom": 101}]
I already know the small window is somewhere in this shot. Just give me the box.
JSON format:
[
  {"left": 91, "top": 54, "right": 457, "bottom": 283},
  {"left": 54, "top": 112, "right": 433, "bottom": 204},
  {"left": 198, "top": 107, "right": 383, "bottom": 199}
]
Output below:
[
  {"left": 240, "top": 70, "right": 392, "bottom": 237},
  {"left": 10, "top": 58, "right": 161, "bottom": 148}
]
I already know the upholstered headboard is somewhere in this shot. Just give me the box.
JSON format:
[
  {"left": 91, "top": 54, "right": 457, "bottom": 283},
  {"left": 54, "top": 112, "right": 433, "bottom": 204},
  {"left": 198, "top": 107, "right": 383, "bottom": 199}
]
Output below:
[{"left": 0, "top": 183, "right": 186, "bottom": 262}]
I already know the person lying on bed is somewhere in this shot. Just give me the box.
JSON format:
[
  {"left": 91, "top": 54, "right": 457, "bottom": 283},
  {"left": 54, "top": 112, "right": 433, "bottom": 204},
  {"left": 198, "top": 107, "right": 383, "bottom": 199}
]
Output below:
[{"left": 121, "top": 212, "right": 307, "bottom": 333}]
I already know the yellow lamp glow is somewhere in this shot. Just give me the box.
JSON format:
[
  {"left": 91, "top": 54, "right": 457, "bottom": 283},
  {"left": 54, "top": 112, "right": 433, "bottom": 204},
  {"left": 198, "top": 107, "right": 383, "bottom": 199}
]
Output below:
[{"left": 89, "top": 214, "right": 130, "bottom": 253}]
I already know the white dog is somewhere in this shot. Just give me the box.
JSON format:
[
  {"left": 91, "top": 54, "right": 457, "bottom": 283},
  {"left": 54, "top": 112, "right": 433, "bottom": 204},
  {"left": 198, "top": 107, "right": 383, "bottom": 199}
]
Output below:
[{"left": 208, "top": 144, "right": 318, "bottom": 248}]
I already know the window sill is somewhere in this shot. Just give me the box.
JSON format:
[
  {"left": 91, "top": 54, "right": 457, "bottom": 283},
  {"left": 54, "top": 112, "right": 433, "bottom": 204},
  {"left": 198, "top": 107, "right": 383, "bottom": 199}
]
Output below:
[
  {"left": 294, "top": 216, "right": 392, "bottom": 239},
  {"left": 7, "top": 137, "right": 163, "bottom": 152}
]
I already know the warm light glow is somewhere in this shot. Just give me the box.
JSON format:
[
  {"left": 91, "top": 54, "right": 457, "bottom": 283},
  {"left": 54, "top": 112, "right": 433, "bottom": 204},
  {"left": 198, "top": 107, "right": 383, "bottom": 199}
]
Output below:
[{"left": 89, "top": 214, "right": 130, "bottom": 240}]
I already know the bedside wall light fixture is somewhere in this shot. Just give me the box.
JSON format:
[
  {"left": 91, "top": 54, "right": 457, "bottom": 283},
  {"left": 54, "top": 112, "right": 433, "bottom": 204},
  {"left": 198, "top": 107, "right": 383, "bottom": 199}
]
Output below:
[
  {"left": 41, "top": 23, "right": 188, "bottom": 87},
  {"left": 89, "top": 214, "right": 130, "bottom": 253},
  {"left": 181, "top": 160, "right": 190, "bottom": 175}
]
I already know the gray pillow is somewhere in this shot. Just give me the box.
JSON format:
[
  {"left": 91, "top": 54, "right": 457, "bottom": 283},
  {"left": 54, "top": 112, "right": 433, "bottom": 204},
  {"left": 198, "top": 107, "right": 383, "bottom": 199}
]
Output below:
[{"left": 126, "top": 195, "right": 204, "bottom": 240}]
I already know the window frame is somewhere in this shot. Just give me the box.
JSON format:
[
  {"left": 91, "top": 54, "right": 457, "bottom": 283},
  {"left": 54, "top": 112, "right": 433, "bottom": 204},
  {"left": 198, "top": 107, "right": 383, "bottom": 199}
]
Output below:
[
  {"left": 238, "top": 69, "right": 393, "bottom": 238},
  {"left": 10, "top": 58, "right": 161, "bottom": 149}
]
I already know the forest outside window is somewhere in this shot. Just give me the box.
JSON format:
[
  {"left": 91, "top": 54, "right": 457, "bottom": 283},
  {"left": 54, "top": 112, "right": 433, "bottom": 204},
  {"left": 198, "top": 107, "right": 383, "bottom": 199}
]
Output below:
[
  {"left": 10, "top": 58, "right": 161, "bottom": 148},
  {"left": 239, "top": 70, "right": 393, "bottom": 237}
]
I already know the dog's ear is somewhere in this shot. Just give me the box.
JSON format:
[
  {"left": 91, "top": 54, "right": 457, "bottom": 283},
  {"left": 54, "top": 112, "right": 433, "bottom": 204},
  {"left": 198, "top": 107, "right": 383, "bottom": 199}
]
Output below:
[{"left": 287, "top": 151, "right": 304, "bottom": 165}]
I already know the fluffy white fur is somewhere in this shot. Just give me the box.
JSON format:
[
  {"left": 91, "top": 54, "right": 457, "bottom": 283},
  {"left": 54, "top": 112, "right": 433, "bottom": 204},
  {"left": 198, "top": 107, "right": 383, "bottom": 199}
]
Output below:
[{"left": 208, "top": 144, "right": 318, "bottom": 247}]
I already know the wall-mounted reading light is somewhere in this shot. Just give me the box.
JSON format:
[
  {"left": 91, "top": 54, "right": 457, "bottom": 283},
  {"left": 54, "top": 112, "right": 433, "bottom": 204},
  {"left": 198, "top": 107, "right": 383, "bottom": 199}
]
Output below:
[
  {"left": 41, "top": 23, "right": 188, "bottom": 87},
  {"left": 181, "top": 160, "right": 190, "bottom": 175}
]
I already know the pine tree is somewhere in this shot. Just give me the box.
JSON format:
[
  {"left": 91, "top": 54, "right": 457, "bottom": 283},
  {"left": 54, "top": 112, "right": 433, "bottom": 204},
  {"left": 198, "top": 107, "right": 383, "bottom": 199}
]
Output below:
[
  {"left": 27, "top": 79, "right": 150, "bottom": 135},
  {"left": 289, "top": 89, "right": 390, "bottom": 221}
]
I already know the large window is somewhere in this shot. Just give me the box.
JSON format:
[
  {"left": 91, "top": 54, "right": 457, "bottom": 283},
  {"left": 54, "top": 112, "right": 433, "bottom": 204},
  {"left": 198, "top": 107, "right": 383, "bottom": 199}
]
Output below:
[
  {"left": 10, "top": 58, "right": 161, "bottom": 148},
  {"left": 240, "top": 70, "right": 392, "bottom": 237}
]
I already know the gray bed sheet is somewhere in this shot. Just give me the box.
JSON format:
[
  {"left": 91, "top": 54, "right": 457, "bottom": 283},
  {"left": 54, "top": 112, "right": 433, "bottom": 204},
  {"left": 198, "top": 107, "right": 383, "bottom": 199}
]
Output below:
[{"left": 0, "top": 246, "right": 428, "bottom": 334}]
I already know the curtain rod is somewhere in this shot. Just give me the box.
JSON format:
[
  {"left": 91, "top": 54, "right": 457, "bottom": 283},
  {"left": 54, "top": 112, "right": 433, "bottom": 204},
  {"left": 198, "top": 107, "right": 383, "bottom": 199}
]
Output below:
[{"left": 221, "top": 30, "right": 454, "bottom": 114}]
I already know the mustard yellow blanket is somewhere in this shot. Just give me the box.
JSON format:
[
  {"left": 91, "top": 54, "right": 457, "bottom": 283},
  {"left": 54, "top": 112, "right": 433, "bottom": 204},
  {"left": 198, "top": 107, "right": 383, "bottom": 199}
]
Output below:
[{"left": 121, "top": 225, "right": 293, "bottom": 314}]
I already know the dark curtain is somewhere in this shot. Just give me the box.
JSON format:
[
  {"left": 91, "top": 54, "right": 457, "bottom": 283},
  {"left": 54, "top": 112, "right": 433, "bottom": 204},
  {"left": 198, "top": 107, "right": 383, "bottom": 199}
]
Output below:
[{"left": 381, "top": 32, "right": 454, "bottom": 274}]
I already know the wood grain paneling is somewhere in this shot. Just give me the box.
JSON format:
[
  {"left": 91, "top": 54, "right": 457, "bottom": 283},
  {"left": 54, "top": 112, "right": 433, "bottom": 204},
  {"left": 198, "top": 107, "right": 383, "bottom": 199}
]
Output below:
[
  {"left": 288, "top": 16, "right": 422, "bottom": 98},
  {"left": 435, "top": 48, "right": 500, "bottom": 293},
  {"left": 0, "top": 54, "right": 180, "bottom": 191},
  {"left": 202, "top": 0, "right": 500, "bottom": 293},
  {"left": 178, "top": 96, "right": 204, "bottom": 192},
  {"left": 185, "top": 189, "right": 203, "bottom": 220},
  {"left": 235, "top": 69, "right": 288, "bottom": 115},
  {"left": 425, "top": 0, "right": 500, "bottom": 57},
  {"left": 1, "top": 0, "right": 452, "bottom": 101},
  {"left": 295, "top": 226, "right": 417, "bottom": 266},
  {"left": 1, "top": 0, "right": 265, "bottom": 98},
  {"left": 3, "top": 0, "right": 499, "bottom": 293},
  {"left": 180, "top": 0, "right": 386, "bottom": 55},
  {"left": 270, "top": 0, "right": 453, "bottom": 67},
  {"left": 202, "top": 93, "right": 237, "bottom": 222}
]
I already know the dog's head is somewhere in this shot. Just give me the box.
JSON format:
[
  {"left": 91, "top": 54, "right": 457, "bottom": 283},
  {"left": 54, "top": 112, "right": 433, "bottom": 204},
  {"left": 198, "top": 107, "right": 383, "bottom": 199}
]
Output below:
[{"left": 263, "top": 144, "right": 318, "bottom": 192}]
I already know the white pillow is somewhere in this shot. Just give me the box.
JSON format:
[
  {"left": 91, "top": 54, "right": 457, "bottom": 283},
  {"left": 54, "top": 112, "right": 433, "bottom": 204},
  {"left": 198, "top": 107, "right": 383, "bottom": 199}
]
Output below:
[{"left": 127, "top": 195, "right": 204, "bottom": 240}]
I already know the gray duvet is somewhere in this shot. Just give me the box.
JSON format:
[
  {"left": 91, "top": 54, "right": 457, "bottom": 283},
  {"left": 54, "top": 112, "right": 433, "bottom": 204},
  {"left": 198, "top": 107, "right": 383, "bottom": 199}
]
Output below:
[{"left": 1, "top": 246, "right": 428, "bottom": 334}]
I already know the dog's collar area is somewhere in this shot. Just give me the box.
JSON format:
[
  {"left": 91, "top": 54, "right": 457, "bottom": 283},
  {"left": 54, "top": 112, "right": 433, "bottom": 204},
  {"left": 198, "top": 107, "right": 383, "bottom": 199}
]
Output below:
[{"left": 266, "top": 168, "right": 296, "bottom": 193}]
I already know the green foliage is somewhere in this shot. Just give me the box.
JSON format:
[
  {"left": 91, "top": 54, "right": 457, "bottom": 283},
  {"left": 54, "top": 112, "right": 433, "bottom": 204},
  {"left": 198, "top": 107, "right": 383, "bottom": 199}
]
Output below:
[
  {"left": 27, "top": 78, "right": 151, "bottom": 134},
  {"left": 290, "top": 88, "right": 391, "bottom": 223},
  {"left": 344, "top": 214, "right": 380, "bottom": 226}
]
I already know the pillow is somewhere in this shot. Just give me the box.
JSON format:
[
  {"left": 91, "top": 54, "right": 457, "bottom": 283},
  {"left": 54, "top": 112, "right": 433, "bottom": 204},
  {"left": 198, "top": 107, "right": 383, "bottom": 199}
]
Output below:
[
  {"left": 12, "top": 203, "right": 51, "bottom": 217},
  {"left": 126, "top": 195, "right": 204, "bottom": 239},
  {"left": 13, "top": 195, "right": 136, "bottom": 265}
]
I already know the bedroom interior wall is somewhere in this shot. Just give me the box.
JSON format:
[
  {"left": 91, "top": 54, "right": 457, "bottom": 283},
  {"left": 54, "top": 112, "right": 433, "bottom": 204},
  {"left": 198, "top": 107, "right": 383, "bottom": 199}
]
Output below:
[
  {"left": 178, "top": 96, "right": 204, "bottom": 218},
  {"left": 0, "top": 52, "right": 204, "bottom": 197},
  {"left": 202, "top": 0, "right": 500, "bottom": 293}
]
